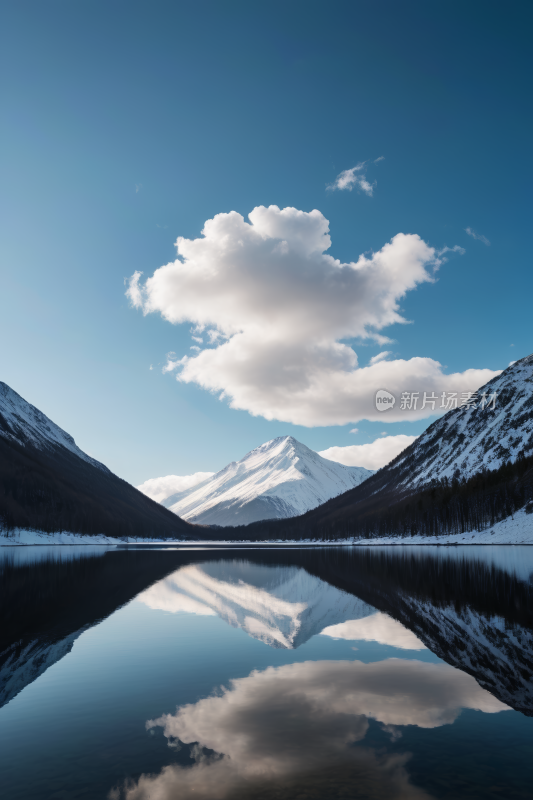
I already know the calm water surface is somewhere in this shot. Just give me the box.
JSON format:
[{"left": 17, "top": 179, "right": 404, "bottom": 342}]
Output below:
[{"left": 0, "top": 545, "right": 532, "bottom": 799}]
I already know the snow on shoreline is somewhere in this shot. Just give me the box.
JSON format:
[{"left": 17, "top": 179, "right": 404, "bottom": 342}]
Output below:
[{"left": 1, "top": 509, "right": 532, "bottom": 547}]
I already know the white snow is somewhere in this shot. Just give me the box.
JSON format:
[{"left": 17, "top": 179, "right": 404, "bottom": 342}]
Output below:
[
  {"left": 0, "top": 528, "right": 122, "bottom": 546},
  {"left": 348, "top": 507, "right": 533, "bottom": 546},
  {"left": 0, "top": 382, "right": 108, "bottom": 471},
  {"left": 163, "top": 436, "right": 373, "bottom": 526},
  {"left": 394, "top": 353, "right": 533, "bottom": 488},
  {"left": 1, "top": 507, "right": 531, "bottom": 547}
]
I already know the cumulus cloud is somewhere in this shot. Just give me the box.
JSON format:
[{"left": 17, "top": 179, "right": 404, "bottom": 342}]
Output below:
[
  {"left": 319, "top": 434, "right": 417, "bottom": 470},
  {"left": 127, "top": 205, "right": 499, "bottom": 426},
  {"left": 321, "top": 612, "right": 427, "bottom": 650},
  {"left": 465, "top": 227, "right": 491, "bottom": 246},
  {"left": 350, "top": 427, "right": 359, "bottom": 434},
  {"left": 137, "top": 473, "right": 214, "bottom": 504},
  {"left": 328, "top": 162, "right": 375, "bottom": 195},
  {"left": 116, "top": 659, "right": 506, "bottom": 800}
]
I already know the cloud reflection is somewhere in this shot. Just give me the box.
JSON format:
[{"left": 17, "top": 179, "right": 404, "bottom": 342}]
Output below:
[
  {"left": 321, "top": 613, "right": 427, "bottom": 650},
  {"left": 114, "top": 659, "right": 508, "bottom": 800}
]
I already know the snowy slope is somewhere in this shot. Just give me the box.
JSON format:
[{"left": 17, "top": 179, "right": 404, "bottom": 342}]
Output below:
[
  {"left": 163, "top": 436, "right": 373, "bottom": 526},
  {"left": 401, "top": 353, "right": 533, "bottom": 485},
  {"left": 0, "top": 382, "right": 108, "bottom": 471},
  {"left": 137, "top": 562, "right": 375, "bottom": 649},
  {"left": 376, "top": 353, "right": 533, "bottom": 492}
]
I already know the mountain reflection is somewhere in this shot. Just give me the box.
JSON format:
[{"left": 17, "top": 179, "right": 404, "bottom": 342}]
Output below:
[
  {"left": 2, "top": 546, "right": 533, "bottom": 716},
  {"left": 137, "top": 562, "right": 375, "bottom": 649},
  {"left": 113, "top": 658, "right": 507, "bottom": 800}
]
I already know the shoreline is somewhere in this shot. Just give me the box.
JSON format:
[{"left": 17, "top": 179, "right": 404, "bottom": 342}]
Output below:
[{"left": 1, "top": 508, "right": 531, "bottom": 548}]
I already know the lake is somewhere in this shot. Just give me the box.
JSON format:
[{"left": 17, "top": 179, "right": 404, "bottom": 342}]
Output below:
[{"left": 1, "top": 544, "right": 532, "bottom": 799}]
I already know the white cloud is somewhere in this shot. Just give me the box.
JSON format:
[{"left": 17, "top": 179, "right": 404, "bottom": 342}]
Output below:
[
  {"left": 137, "top": 472, "right": 214, "bottom": 504},
  {"left": 369, "top": 350, "right": 392, "bottom": 365},
  {"left": 437, "top": 245, "right": 465, "bottom": 256},
  {"left": 321, "top": 612, "right": 427, "bottom": 650},
  {"left": 350, "top": 427, "right": 359, "bottom": 434},
  {"left": 118, "top": 659, "right": 507, "bottom": 800},
  {"left": 319, "top": 434, "right": 417, "bottom": 470},
  {"left": 374, "top": 155, "right": 385, "bottom": 163},
  {"left": 465, "top": 227, "right": 490, "bottom": 246},
  {"left": 328, "top": 162, "right": 375, "bottom": 195},
  {"left": 127, "top": 205, "right": 499, "bottom": 427}
]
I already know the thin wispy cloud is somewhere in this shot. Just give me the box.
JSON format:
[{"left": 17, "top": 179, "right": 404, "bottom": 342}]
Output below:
[
  {"left": 465, "top": 227, "right": 490, "bottom": 246},
  {"left": 437, "top": 245, "right": 465, "bottom": 257},
  {"left": 135, "top": 183, "right": 143, "bottom": 193},
  {"left": 369, "top": 351, "right": 392, "bottom": 366},
  {"left": 374, "top": 156, "right": 385, "bottom": 163},
  {"left": 350, "top": 428, "right": 359, "bottom": 434},
  {"left": 328, "top": 162, "right": 375, "bottom": 195}
]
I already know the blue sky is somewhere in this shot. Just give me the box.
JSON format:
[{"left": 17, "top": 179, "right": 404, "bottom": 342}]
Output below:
[{"left": 1, "top": 0, "right": 531, "bottom": 485}]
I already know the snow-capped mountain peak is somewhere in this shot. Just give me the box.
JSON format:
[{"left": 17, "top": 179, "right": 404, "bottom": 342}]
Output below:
[
  {"left": 144, "top": 435, "right": 373, "bottom": 526},
  {"left": 0, "top": 382, "right": 108, "bottom": 471}
]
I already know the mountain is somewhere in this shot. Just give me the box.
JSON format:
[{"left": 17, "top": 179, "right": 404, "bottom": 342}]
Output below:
[
  {"left": 0, "top": 382, "right": 194, "bottom": 539},
  {"left": 230, "top": 356, "right": 533, "bottom": 540},
  {"left": 322, "top": 353, "right": 533, "bottom": 507},
  {"left": 379, "top": 352, "right": 533, "bottom": 490},
  {"left": 148, "top": 436, "right": 373, "bottom": 527}
]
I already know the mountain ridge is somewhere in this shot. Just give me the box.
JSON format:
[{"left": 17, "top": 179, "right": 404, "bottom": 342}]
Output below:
[
  {"left": 148, "top": 435, "right": 373, "bottom": 527},
  {"left": 0, "top": 382, "right": 195, "bottom": 538},
  {"left": 0, "top": 382, "right": 109, "bottom": 472},
  {"left": 222, "top": 355, "right": 533, "bottom": 540}
]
